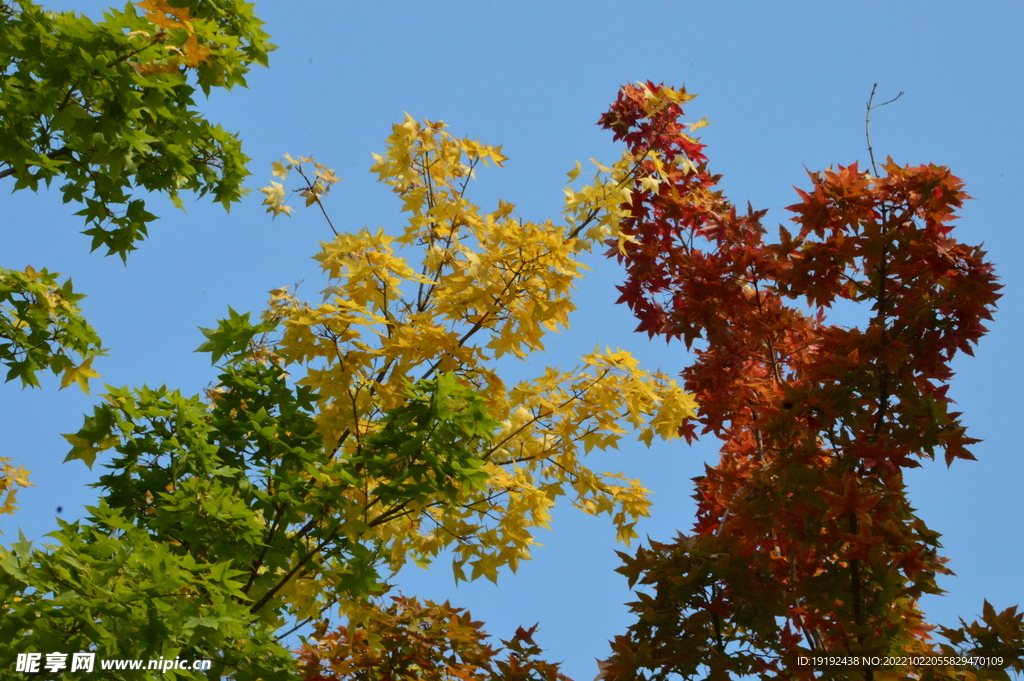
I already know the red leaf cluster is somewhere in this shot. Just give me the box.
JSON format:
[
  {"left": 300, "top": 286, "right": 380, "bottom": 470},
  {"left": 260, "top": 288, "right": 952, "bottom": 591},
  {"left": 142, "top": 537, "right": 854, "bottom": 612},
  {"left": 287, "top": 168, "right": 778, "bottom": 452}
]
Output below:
[
  {"left": 597, "top": 83, "right": 1006, "bottom": 680},
  {"left": 298, "top": 595, "right": 572, "bottom": 681}
]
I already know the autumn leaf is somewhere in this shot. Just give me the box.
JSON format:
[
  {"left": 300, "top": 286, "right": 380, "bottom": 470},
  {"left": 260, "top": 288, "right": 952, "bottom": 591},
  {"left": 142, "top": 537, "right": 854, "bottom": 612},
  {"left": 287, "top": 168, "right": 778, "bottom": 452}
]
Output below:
[
  {"left": 182, "top": 34, "right": 212, "bottom": 68},
  {"left": 59, "top": 357, "right": 101, "bottom": 394},
  {"left": 688, "top": 116, "right": 711, "bottom": 132},
  {"left": 136, "top": 0, "right": 194, "bottom": 32}
]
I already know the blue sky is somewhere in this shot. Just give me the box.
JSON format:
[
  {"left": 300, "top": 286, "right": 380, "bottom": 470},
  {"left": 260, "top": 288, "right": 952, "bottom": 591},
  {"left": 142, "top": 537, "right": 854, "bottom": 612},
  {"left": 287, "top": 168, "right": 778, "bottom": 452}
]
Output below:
[{"left": 4, "top": 2, "right": 1023, "bottom": 678}]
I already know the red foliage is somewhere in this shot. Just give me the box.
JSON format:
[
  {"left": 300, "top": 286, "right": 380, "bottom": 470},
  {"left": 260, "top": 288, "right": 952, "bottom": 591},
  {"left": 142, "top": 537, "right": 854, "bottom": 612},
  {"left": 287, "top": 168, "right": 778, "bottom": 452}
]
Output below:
[
  {"left": 298, "top": 595, "right": 572, "bottom": 681},
  {"left": 596, "top": 83, "right": 1013, "bottom": 680}
]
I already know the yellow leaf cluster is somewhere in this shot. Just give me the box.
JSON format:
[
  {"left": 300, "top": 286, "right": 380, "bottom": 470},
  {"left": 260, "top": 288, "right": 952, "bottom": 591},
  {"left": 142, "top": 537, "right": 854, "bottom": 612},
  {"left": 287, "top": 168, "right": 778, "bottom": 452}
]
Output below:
[
  {"left": 0, "top": 457, "right": 32, "bottom": 518},
  {"left": 131, "top": 0, "right": 218, "bottom": 74},
  {"left": 562, "top": 152, "right": 639, "bottom": 250},
  {"left": 260, "top": 154, "right": 340, "bottom": 219},
  {"left": 261, "top": 117, "right": 699, "bottom": 584},
  {"left": 259, "top": 181, "right": 293, "bottom": 218}
]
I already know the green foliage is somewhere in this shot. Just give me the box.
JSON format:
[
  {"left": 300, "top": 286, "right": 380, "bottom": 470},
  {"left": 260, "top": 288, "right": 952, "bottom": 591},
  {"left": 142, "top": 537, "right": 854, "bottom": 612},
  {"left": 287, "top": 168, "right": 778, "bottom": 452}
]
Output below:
[
  {"left": 2, "top": 335, "right": 506, "bottom": 678},
  {"left": 0, "top": 505, "right": 294, "bottom": 680},
  {"left": 0, "top": 0, "right": 272, "bottom": 516},
  {"left": 0, "top": 265, "right": 104, "bottom": 390},
  {"left": 350, "top": 372, "right": 497, "bottom": 507},
  {"left": 0, "top": 0, "right": 272, "bottom": 258},
  {"left": 196, "top": 306, "right": 278, "bottom": 365}
]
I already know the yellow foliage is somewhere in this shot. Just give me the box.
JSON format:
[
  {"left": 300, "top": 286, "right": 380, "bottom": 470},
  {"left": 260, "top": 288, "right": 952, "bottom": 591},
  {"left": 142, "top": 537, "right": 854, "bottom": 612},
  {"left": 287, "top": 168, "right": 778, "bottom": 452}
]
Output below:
[
  {"left": 260, "top": 117, "right": 698, "bottom": 583},
  {"left": 0, "top": 457, "right": 32, "bottom": 518}
]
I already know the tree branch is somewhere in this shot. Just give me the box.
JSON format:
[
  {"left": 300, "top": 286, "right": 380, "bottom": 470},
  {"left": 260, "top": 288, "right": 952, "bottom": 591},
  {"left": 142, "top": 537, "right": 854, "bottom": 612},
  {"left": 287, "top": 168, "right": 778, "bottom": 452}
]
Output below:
[
  {"left": 865, "top": 83, "right": 904, "bottom": 177},
  {"left": 0, "top": 146, "right": 74, "bottom": 180}
]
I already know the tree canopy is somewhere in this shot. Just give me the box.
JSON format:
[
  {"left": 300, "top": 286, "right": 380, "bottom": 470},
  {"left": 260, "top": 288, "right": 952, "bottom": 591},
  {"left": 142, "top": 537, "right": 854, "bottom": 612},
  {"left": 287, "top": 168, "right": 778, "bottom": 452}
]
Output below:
[
  {"left": 1, "top": 0, "right": 271, "bottom": 257},
  {"left": 1, "top": 101, "right": 695, "bottom": 680},
  {"left": 0, "top": 0, "right": 272, "bottom": 516},
  {"left": 1, "top": 4, "right": 1018, "bottom": 679}
]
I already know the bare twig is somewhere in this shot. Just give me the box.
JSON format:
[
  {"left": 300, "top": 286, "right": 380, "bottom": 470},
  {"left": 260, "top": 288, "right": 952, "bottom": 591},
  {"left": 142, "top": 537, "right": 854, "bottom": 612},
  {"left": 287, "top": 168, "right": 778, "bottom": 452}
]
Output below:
[{"left": 865, "top": 83, "right": 904, "bottom": 176}]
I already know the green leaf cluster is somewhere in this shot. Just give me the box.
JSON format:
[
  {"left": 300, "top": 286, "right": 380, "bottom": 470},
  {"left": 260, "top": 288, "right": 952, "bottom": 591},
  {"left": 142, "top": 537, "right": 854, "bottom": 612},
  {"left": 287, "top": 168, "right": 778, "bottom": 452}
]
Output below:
[
  {"left": 196, "top": 306, "right": 277, "bottom": 365},
  {"left": 2, "top": 325, "right": 503, "bottom": 678},
  {"left": 0, "top": 0, "right": 272, "bottom": 258},
  {"left": 351, "top": 372, "right": 498, "bottom": 507},
  {"left": 0, "top": 0, "right": 271, "bottom": 538},
  {"left": 0, "top": 265, "right": 104, "bottom": 389},
  {"left": 0, "top": 505, "right": 294, "bottom": 680}
]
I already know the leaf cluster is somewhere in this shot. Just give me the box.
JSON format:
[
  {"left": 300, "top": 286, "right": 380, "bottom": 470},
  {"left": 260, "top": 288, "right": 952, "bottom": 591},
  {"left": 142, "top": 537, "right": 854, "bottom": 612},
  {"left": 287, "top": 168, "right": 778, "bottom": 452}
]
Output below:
[
  {"left": 592, "top": 82, "right": 1005, "bottom": 680},
  {"left": 258, "top": 119, "right": 697, "bottom": 582},
  {"left": 0, "top": 457, "right": 30, "bottom": 517},
  {"left": 0, "top": 264, "right": 104, "bottom": 390},
  {"left": 1, "top": 114, "right": 699, "bottom": 678},
  {"left": 4, "top": 354, "right": 507, "bottom": 678},
  {"left": 0, "top": 503, "right": 293, "bottom": 680},
  {"left": 299, "top": 595, "right": 572, "bottom": 681},
  {"left": 0, "top": 0, "right": 272, "bottom": 258},
  {"left": 0, "top": 264, "right": 103, "bottom": 513},
  {"left": 0, "top": 0, "right": 272, "bottom": 530}
]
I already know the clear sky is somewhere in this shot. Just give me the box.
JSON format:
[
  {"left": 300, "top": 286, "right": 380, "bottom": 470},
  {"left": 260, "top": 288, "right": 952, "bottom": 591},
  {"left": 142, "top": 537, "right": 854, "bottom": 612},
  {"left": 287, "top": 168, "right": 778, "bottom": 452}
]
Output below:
[{"left": 4, "top": 3, "right": 1023, "bottom": 679}]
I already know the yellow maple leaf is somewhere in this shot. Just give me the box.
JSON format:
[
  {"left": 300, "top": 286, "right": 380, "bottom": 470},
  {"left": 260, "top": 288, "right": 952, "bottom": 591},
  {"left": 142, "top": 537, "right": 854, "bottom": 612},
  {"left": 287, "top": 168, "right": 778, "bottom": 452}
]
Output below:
[
  {"left": 688, "top": 116, "right": 712, "bottom": 132},
  {"left": 260, "top": 181, "right": 294, "bottom": 218},
  {"left": 60, "top": 357, "right": 101, "bottom": 394},
  {"left": 566, "top": 160, "right": 582, "bottom": 183},
  {"left": 136, "top": 0, "right": 193, "bottom": 31},
  {"left": 131, "top": 60, "right": 180, "bottom": 76},
  {"left": 0, "top": 457, "right": 32, "bottom": 517},
  {"left": 182, "top": 34, "right": 212, "bottom": 68},
  {"left": 270, "top": 160, "right": 290, "bottom": 179}
]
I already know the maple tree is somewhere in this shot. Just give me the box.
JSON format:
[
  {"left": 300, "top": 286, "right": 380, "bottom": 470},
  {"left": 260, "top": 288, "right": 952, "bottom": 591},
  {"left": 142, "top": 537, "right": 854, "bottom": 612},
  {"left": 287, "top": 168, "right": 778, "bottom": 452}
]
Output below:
[
  {"left": 0, "top": 113, "right": 696, "bottom": 679},
  {"left": 583, "top": 82, "right": 1019, "bottom": 680},
  {"left": 0, "top": 0, "right": 271, "bottom": 516},
  {"left": 12, "top": 45, "right": 1010, "bottom": 676}
]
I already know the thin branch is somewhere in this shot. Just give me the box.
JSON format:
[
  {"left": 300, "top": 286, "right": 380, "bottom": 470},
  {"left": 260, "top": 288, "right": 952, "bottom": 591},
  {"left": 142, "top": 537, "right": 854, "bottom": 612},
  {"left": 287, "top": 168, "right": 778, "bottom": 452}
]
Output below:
[
  {"left": 294, "top": 166, "right": 339, "bottom": 237},
  {"left": 0, "top": 146, "right": 74, "bottom": 180},
  {"left": 242, "top": 503, "right": 286, "bottom": 595},
  {"left": 457, "top": 157, "right": 480, "bottom": 199},
  {"left": 865, "top": 83, "right": 904, "bottom": 177}
]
